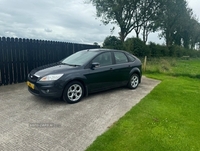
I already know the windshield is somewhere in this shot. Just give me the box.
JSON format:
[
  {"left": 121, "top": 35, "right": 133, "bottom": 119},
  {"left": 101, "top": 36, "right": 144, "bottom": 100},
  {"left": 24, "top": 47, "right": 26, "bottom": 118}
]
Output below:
[{"left": 61, "top": 50, "right": 98, "bottom": 66}]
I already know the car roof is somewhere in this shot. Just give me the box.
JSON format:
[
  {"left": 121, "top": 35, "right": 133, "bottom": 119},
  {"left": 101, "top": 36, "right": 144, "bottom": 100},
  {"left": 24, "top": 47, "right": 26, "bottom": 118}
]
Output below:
[{"left": 83, "top": 48, "right": 128, "bottom": 54}]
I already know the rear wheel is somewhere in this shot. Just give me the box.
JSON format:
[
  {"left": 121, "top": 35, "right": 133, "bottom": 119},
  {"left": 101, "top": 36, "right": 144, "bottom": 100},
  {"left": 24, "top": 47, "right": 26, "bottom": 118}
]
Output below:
[
  {"left": 63, "top": 81, "right": 84, "bottom": 104},
  {"left": 128, "top": 74, "right": 139, "bottom": 89}
]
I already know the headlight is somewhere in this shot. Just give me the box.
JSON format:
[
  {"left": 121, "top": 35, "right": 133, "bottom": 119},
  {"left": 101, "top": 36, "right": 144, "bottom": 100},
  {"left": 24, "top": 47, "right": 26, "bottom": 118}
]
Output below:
[{"left": 39, "top": 74, "right": 63, "bottom": 81}]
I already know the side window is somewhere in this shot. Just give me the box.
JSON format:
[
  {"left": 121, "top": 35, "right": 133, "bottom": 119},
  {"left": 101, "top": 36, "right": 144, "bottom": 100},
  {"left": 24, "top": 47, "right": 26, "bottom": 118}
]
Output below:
[
  {"left": 92, "top": 52, "right": 112, "bottom": 66},
  {"left": 127, "top": 54, "right": 136, "bottom": 62},
  {"left": 114, "top": 52, "right": 128, "bottom": 64}
]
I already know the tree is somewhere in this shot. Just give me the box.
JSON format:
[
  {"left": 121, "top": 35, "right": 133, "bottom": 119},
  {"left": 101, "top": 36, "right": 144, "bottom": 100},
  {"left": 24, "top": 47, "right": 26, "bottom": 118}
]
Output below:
[
  {"left": 133, "top": 0, "right": 162, "bottom": 42},
  {"left": 90, "top": 0, "right": 140, "bottom": 42},
  {"left": 187, "top": 18, "right": 200, "bottom": 49},
  {"left": 103, "top": 36, "right": 123, "bottom": 49},
  {"left": 158, "top": 0, "right": 189, "bottom": 46},
  {"left": 142, "top": 20, "right": 157, "bottom": 44},
  {"left": 91, "top": 0, "right": 161, "bottom": 42},
  {"left": 171, "top": 7, "right": 194, "bottom": 48},
  {"left": 93, "top": 42, "right": 99, "bottom": 46}
]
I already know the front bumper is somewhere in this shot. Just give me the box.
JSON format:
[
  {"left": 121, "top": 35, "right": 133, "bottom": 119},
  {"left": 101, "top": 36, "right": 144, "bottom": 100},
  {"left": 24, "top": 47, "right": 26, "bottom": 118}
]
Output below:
[{"left": 27, "top": 81, "right": 63, "bottom": 98}]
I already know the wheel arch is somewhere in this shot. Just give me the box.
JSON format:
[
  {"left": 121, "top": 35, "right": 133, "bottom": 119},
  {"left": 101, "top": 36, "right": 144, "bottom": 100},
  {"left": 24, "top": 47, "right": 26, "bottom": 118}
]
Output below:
[
  {"left": 62, "top": 78, "right": 88, "bottom": 98},
  {"left": 129, "top": 67, "right": 142, "bottom": 83}
]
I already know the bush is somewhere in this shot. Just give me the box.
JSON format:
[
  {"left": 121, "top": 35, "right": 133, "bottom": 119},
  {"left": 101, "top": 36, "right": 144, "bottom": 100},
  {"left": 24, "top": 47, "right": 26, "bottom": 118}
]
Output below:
[
  {"left": 169, "top": 45, "right": 183, "bottom": 57},
  {"left": 102, "top": 36, "right": 200, "bottom": 58},
  {"left": 148, "top": 42, "right": 169, "bottom": 57},
  {"left": 124, "top": 38, "right": 150, "bottom": 57}
]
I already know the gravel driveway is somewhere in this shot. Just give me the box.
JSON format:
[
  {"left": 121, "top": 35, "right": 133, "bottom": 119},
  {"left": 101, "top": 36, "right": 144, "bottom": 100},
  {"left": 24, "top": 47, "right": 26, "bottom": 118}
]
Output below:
[{"left": 0, "top": 76, "right": 160, "bottom": 151}]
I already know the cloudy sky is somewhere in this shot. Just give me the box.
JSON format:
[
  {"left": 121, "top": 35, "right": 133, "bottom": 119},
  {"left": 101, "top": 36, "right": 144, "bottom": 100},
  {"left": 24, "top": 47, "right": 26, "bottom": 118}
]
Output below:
[{"left": 0, "top": 0, "right": 199, "bottom": 45}]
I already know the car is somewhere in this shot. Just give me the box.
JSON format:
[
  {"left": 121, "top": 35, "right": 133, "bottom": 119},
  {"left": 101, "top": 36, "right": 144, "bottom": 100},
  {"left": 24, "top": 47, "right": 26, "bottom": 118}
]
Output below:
[{"left": 27, "top": 48, "right": 142, "bottom": 104}]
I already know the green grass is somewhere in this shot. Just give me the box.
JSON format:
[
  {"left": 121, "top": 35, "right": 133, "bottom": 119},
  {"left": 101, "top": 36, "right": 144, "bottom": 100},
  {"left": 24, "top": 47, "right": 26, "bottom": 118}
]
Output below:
[
  {"left": 144, "top": 57, "right": 200, "bottom": 78},
  {"left": 86, "top": 58, "right": 200, "bottom": 151}
]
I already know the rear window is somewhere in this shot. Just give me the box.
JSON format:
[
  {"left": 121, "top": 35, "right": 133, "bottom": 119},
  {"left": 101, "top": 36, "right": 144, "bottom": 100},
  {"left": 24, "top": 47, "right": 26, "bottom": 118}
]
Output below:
[
  {"left": 114, "top": 52, "right": 128, "bottom": 64},
  {"left": 127, "top": 54, "right": 136, "bottom": 62}
]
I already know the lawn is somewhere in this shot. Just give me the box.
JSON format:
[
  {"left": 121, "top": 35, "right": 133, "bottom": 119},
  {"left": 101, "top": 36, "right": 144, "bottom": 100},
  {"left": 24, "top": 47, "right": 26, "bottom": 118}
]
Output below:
[{"left": 86, "top": 58, "right": 200, "bottom": 151}]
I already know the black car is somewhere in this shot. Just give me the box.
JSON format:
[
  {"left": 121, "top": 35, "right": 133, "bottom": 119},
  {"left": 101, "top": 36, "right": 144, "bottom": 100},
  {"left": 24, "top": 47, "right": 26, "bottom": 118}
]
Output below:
[{"left": 27, "top": 49, "right": 142, "bottom": 104}]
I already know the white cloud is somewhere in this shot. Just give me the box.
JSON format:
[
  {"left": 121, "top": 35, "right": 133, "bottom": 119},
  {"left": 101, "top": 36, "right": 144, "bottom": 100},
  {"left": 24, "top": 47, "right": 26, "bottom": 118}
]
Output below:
[
  {"left": 0, "top": 0, "right": 199, "bottom": 45},
  {"left": 188, "top": 0, "right": 200, "bottom": 19}
]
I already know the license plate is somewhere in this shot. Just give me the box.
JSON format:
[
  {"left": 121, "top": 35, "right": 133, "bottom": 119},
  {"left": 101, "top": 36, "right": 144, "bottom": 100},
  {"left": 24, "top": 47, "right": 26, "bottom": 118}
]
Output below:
[{"left": 27, "top": 81, "right": 35, "bottom": 89}]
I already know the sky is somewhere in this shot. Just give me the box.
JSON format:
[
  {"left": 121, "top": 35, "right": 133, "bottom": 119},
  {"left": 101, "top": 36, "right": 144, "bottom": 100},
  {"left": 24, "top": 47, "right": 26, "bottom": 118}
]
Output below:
[{"left": 0, "top": 0, "right": 199, "bottom": 45}]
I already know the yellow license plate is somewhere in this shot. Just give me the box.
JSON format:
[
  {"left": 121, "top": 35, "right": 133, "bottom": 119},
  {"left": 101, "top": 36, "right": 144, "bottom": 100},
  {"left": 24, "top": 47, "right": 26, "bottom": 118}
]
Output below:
[{"left": 27, "top": 81, "right": 35, "bottom": 89}]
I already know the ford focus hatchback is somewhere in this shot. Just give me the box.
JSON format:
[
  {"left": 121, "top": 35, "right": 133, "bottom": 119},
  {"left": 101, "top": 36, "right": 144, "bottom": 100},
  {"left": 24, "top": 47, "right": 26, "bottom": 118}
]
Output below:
[{"left": 27, "top": 49, "right": 142, "bottom": 104}]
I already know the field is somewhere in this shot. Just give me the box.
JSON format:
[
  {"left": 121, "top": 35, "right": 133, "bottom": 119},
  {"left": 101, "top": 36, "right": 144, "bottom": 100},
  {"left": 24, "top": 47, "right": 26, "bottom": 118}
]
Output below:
[{"left": 86, "top": 58, "right": 200, "bottom": 151}]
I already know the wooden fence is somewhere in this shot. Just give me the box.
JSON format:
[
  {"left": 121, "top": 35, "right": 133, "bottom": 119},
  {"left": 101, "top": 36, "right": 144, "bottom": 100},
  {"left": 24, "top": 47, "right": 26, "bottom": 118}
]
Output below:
[{"left": 0, "top": 37, "right": 100, "bottom": 86}]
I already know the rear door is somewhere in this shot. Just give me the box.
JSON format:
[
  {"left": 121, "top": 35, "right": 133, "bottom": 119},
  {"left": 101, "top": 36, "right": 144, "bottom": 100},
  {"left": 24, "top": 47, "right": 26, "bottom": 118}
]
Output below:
[{"left": 112, "top": 51, "right": 132, "bottom": 86}]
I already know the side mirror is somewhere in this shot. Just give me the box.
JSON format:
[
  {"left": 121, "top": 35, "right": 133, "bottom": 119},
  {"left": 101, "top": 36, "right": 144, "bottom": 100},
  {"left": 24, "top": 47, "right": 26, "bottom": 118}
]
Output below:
[{"left": 91, "top": 62, "right": 100, "bottom": 69}]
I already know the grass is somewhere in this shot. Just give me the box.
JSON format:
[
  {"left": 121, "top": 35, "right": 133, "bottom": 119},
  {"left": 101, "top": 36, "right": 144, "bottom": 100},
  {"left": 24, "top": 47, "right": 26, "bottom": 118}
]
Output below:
[
  {"left": 86, "top": 58, "right": 200, "bottom": 151},
  {"left": 144, "top": 57, "right": 200, "bottom": 78}
]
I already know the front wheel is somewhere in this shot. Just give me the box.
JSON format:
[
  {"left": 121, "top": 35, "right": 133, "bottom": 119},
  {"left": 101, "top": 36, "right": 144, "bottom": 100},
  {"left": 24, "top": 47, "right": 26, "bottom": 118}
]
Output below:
[
  {"left": 63, "top": 81, "right": 84, "bottom": 104},
  {"left": 128, "top": 74, "right": 140, "bottom": 89}
]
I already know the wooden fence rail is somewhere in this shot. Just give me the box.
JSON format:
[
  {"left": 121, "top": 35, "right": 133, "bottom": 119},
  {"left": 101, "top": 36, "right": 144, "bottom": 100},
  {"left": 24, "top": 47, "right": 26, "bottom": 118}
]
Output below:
[{"left": 0, "top": 37, "right": 99, "bottom": 86}]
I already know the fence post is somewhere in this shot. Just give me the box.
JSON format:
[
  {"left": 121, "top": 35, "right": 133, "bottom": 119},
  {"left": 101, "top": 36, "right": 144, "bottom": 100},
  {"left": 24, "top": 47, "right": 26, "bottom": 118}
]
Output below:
[{"left": 143, "top": 56, "right": 147, "bottom": 72}]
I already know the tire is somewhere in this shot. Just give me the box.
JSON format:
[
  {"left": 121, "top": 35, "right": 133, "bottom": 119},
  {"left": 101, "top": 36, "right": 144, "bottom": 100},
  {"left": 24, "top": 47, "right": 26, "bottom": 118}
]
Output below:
[
  {"left": 63, "top": 81, "right": 84, "bottom": 104},
  {"left": 128, "top": 73, "right": 139, "bottom": 89}
]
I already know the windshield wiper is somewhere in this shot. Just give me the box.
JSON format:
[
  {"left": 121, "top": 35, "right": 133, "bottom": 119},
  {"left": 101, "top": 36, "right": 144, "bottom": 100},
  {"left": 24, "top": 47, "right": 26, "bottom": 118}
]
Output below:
[{"left": 61, "top": 63, "right": 80, "bottom": 67}]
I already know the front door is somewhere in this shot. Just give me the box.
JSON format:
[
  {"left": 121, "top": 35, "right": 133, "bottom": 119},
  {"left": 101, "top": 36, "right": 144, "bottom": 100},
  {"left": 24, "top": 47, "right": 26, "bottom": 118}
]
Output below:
[{"left": 85, "top": 52, "right": 114, "bottom": 93}]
